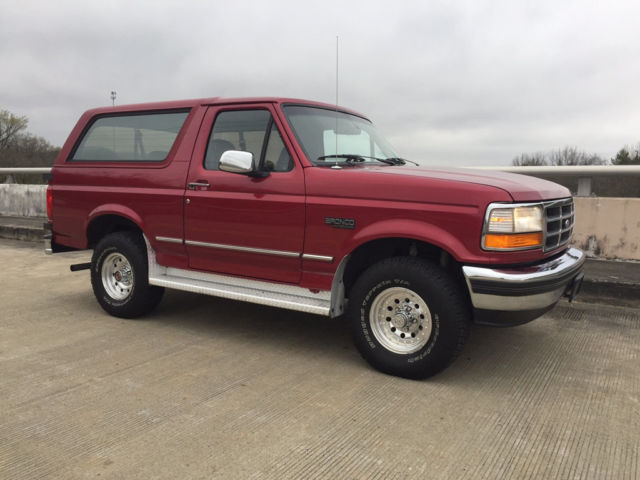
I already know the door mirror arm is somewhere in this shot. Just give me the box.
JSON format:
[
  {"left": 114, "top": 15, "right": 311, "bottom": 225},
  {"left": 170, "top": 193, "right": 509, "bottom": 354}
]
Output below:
[{"left": 248, "top": 170, "right": 270, "bottom": 178}]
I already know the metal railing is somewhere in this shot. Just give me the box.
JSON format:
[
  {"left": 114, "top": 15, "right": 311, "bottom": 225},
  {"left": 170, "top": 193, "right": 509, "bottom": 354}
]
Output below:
[
  {"left": 469, "top": 165, "right": 640, "bottom": 196},
  {"left": 3, "top": 166, "right": 639, "bottom": 175},
  {"left": 2, "top": 165, "right": 640, "bottom": 195},
  {"left": 470, "top": 165, "right": 640, "bottom": 174},
  {"left": 0, "top": 168, "right": 53, "bottom": 174},
  {"left": 0, "top": 167, "right": 51, "bottom": 183},
  {"left": 0, "top": 167, "right": 52, "bottom": 184}
]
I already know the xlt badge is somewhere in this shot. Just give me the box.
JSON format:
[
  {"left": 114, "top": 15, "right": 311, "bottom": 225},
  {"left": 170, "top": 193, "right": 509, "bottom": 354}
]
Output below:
[{"left": 325, "top": 217, "right": 356, "bottom": 229}]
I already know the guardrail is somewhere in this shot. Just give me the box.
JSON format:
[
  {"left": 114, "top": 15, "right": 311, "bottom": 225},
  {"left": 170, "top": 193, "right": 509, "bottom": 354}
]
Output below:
[
  {"left": 0, "top": 168, "right": 53, "bottom": 175},
  {"left": 0, "top": 167, "right": 52, "bottom": 185},
  {"left": 2, "top": 165, "right": 640, "bottom": 196},
  {"left": 470, "top": 166, "right": 640, "bottom": 174},
  {"left": 469, "top": 165, "right": 640, "bottom": 196},
  {"left": 2, "top": 167, "right": 639, "bottom": 258}
]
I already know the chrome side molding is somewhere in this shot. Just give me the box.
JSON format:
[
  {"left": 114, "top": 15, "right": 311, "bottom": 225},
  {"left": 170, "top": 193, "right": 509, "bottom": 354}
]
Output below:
[
  {"left": 155, "top": 236, "right": 183, "bottom": 244},
  {"left": 302, "top": 253, "right": 334, "bottom": 262},
  {"left": 184, "top": 240, "right": 299, "bottom": 258},
  {"left": 155, "top": 236, "right": 334, "bottom": 263},
  {"left": 144, "top": 236, "right": 332, "bottom": 316}
]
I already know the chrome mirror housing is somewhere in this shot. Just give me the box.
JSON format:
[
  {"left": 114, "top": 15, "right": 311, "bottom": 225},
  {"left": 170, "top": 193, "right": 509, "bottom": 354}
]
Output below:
[{"left": 219, "top": 150, "right": 255, "bottom": 174}]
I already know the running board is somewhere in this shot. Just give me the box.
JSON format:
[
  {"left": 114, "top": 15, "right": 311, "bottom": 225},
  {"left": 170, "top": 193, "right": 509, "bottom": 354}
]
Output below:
[{"left": 145, "top": 239, "right": 331, "bottom": 316}]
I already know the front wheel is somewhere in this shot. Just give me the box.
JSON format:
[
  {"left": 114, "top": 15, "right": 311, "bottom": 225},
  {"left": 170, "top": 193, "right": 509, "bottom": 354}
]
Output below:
[
  {"left": 91, "top": 231, "right": 164, "bottom": 318},
  {"left": 347, "top": 257, "right": 471, "bottom": 379}
]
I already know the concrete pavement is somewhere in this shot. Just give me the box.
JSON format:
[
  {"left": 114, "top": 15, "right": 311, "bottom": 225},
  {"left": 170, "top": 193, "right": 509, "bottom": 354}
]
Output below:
[{"left": 0, "top": 239, "right": 638, "bottom": 479}]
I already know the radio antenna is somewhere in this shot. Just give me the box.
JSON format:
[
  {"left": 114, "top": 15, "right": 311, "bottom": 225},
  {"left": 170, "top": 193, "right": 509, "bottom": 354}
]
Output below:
[{"left": 335, "top": 35, "right": 339, "bottom": 158}]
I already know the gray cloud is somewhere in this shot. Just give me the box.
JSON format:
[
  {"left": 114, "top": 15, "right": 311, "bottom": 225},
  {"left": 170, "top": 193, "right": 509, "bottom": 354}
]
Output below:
[{"left": 1, "top": 0, "right": 639, "bottom": 165}]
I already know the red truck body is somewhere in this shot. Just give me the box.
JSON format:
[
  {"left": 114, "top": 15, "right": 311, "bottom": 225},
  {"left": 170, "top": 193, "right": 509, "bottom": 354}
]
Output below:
[{"left": 46, "top": 97, "right": 585, "bottom": 378}]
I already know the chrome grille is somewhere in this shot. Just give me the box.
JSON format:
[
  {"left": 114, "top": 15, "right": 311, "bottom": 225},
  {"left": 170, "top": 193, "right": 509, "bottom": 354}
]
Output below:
[{"left": 543, "top": 198, "right": 574, "bottom": 252}]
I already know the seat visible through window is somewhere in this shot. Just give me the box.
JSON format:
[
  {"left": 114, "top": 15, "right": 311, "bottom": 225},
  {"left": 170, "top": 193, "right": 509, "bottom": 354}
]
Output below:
[{"left": 205, "top": 139, "right": 236, "bottom": 170}]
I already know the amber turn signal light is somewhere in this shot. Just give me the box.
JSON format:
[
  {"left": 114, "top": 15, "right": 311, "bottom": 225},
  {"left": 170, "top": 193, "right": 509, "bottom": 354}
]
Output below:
[{"left": 484, "top": 232, "right": 543, "bottom": 250}]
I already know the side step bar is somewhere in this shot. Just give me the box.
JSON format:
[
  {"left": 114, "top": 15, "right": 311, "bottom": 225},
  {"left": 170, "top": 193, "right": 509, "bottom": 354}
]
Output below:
[{"left": 145, "top": 239, "right": 331, "bottom": 316}]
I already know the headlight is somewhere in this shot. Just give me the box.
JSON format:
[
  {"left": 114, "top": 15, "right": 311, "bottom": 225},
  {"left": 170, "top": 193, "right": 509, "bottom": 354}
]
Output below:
[{"left": 483, "top": 204, "right": 543, "bottom": 251}]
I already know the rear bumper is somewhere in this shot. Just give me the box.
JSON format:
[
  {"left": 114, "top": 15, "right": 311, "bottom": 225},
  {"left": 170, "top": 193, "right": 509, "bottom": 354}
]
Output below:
[
  {"left": 462, "top": 247, "right": 585, "bottom": 326},
  {"left": 44, "top": 222, "right": 52, "bottom": 254},
  {"left": 44, "top": 222, "right": 75, "bottom": 254}
]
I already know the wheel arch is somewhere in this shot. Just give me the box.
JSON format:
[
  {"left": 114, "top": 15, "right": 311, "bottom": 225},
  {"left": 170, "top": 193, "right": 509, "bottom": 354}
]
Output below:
[
  {"left": 330, "top": 234, "right": 469, "bottom": 318},
  {"left": 86, "top": 206, "right": 145, "bottom": 249},
  {"left": 346, "top": 255, "right": 472, "bottom": 378}
]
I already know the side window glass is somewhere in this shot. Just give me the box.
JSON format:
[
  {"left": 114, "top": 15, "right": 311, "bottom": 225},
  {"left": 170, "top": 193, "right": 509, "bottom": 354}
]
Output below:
[
  {"left": 71, "top": 111, "right": 189, "bottom": 162},
  {"left": 204, "top": 110, "right": 270, "bottom": 170},
  {"left": 204, "top": 109, "right": 293, "bottom": 172},
  {"left": 263, "top": 127, "right": 293, "bottom": 172}
]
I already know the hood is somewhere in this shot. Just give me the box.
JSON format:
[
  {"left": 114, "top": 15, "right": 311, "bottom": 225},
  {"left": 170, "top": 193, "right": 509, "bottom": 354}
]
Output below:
[{"left": 366, "top": 165, "right": 570, "bottom": 202}]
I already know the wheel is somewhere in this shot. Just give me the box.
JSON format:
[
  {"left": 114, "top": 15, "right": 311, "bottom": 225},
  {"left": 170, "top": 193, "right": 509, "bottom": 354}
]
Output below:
[
  {"left": 347, "top": 257, "right": 471, "bottom": 379},
  {"left": 91, "top": 231, "right": 164, "bottom": 318}
]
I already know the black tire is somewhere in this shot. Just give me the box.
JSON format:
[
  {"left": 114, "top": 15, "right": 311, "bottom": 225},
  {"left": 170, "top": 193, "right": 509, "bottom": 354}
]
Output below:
[
  {"left": 347, "top": 256, "right": 471, "bottom": 379},
  {"left": 91, "top": 231, "right": 164, "bottom": 318}
]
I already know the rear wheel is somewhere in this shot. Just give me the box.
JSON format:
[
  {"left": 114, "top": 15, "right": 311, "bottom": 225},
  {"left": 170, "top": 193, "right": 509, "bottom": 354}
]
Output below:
[
  {"left": 91, "top": 231, "right": 164, "bottom": 318},
  {"left": 348, "top": 257, "right": 471, "bottom": 379}
]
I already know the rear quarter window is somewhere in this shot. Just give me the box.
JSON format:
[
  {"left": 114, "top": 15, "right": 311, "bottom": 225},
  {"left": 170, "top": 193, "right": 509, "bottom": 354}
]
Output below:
[{"left": 70, "top": 110, "right": 189, "bottom": 162}]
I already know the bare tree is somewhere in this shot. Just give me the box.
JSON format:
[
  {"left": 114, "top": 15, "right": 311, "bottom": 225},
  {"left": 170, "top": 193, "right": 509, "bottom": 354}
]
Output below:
[
  {"left": 0, "top": 110, "right": 60, "bottom": 183},
  {"left": 512, "top": 152, "right": 548, "bottom": 166},
  {"left": 512, "top": 146, "right": 607, "bottom": 166},
  {"left": 549, "top": 146, "right": 606, "bottom": 166},
  {"left": 0, "top": 109, "right": 28, "bottom": 150},
  {"left": 3, "top": 133, "right": 60, "bottom": 168}
]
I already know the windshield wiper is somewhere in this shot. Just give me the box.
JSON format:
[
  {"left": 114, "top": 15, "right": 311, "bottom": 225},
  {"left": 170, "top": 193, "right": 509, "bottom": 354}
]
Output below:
[
  {"left": 316, "top": 154, "right": 414, "bottom": 166},
  {"left": 377, "top": 157, "right": 405, "bottom": 166},
  {"left": 315, "top": 154, "right": 366, "bottom": 167},
  {"left": 385, "top": 157, "right": 419, "bottom": 166},
  {"left": 317, "top": 154, "right": 366, "bottom": 163}
]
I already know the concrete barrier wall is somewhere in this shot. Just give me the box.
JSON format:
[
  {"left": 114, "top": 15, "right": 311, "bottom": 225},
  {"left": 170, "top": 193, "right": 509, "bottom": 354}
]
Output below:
[
  {"left": 572, "top": 197, "right": 640, "bottom": 261},
  {"left": 1, "top": 184, "right": 638, "bottom": 260},
  {"left": 0, "top": 184, "right": 46, "bottom": 217}
]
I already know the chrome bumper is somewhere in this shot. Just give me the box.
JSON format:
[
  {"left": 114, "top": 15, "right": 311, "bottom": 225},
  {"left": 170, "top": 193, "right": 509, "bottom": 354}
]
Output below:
[{"left": 462, "top": 247, "right": 585, "bottom": 313}]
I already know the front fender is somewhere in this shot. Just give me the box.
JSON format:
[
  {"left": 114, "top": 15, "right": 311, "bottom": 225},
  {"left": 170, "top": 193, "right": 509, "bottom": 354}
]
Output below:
[{"left": 345, "top": 218, "right": 473, "bottom": 262}]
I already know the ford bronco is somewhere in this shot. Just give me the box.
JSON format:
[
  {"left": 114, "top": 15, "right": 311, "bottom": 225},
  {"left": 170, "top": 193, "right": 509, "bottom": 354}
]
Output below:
[{"left": 44, "top": 97, "right": 585, "bottom": 378}]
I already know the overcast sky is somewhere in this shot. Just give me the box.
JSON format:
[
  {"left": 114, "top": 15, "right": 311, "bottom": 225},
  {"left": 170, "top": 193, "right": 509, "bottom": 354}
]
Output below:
[{"left": 1, "top": 0, "right": 639, "bottom": 165}]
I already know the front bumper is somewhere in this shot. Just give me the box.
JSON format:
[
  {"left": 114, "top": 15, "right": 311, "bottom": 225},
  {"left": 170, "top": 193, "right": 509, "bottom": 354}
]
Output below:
[{"left": 462, "top": 247, "right": 585, "bottom": 326}]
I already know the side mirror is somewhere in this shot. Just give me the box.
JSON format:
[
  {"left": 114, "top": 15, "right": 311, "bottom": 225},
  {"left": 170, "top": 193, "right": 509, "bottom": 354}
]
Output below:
[{"left": 219, "top": 150, "right": 269, "bottom": 178}]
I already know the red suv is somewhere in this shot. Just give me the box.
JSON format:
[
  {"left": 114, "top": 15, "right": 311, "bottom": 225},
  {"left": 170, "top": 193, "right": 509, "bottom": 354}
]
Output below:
[{"left": 45, "top": 97, "right": 584, "bottom": 378}]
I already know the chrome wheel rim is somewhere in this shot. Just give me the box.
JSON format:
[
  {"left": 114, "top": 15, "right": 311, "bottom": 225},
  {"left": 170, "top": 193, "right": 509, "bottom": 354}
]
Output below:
[
  {"left": 370, "top": 287, "right": 432, "bottom": 354},
  {"left": 101, "top": 252, "right": 134, "bottom": 301}
]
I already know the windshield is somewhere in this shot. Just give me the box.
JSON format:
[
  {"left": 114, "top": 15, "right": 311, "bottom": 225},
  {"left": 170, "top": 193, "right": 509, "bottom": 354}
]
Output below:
[{"left": 282, "top": 105, "right": 398, "bottom": 166}]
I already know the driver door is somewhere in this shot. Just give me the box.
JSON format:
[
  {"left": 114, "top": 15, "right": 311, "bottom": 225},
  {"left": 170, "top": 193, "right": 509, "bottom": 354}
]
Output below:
[{"left": 184, "top": 104, "right": 305, "bottom": 284}]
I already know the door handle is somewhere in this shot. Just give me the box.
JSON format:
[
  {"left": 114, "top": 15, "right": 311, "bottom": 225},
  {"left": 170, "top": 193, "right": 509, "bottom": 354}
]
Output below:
[{"left": 188, "top": 181, "right": 211, "bottom": 190}]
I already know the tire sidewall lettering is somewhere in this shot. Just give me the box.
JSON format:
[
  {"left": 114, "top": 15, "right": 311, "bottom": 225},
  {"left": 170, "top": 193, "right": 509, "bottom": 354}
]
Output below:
[
  {"left": 359, "top": 275, "right": 442, "bottom": 363},
  {"left": 361, "top": 280, "right": 396, "bottom": 349},
  {"left": 407, "top": 313, "right": 439, "bottom": 363},
  {"left": 348, "top": 257, "right": 470, "bottom": 379},
  {"left": 360, "top": 278, "right": 433, "bottom": 355}
]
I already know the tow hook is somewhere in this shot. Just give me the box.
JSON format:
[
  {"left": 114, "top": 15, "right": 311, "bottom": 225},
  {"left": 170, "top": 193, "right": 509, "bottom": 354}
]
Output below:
[{"left": 565, "top": 273, "right": 584, "bottom": 302}]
